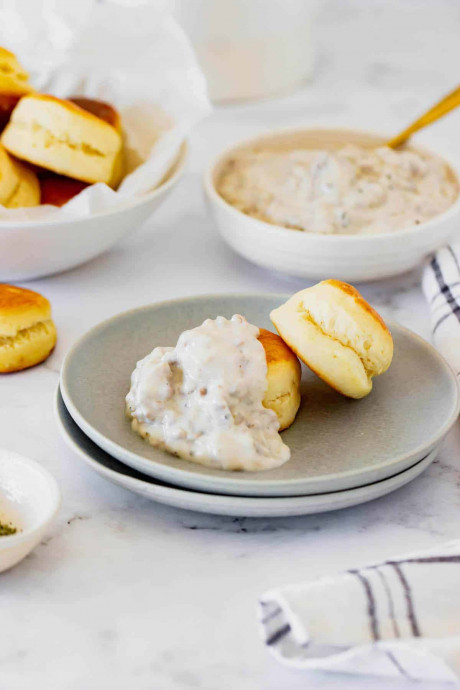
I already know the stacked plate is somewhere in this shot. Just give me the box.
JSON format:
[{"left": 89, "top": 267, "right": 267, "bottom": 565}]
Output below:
[{"left": 57, "top": 295, "right": 459, "bottom": 518}]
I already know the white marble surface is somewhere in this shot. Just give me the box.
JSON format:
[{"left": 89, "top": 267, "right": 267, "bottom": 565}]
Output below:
[{"left": 1, "top": 1, "right": 460, "bottom": 688}]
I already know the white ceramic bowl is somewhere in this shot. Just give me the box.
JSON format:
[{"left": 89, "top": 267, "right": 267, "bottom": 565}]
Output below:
[
  {"left": 0, "top": 143, "right": 187, "bottom": 282},
  {"left": 0, "top": 449, "right": 60, "bottom": 573},
  {"left": 204, "top": 128, "right": 460, "bottom": 282}
]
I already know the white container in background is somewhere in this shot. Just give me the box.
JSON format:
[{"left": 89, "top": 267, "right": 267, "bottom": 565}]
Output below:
[{"left": 172, "top": 0, "right": 314, "bottom": 102}]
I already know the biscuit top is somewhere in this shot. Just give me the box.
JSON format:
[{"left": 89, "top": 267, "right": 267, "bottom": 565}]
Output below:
[
  {"left": 0, "top": 284, "right": 52, "bottom": 336},
  {"left": 3, "top": 93, "right": 123, "bottom": 159},
  {"left": 291, "top": 280, "right": 393, "bottom": 376},
  {"left": 324, "top": 279, "right": 390, "bottom": 335},
  {"left": 18, "top": 93, "right": 118, "bottom": 130}
]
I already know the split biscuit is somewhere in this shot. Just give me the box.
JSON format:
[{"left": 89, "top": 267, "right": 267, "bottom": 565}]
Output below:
[
  {"left": 270, "top": 279, "right": 393, "bottom": 399},
  {"left": 38, "top": 97, "right": 124, "bottom": 203},
  {"left": 0, "top": 284, "right": 57, "bottom": 373},
  {"left": 1, "top": 94, "right": 123, "bottom": 186}
]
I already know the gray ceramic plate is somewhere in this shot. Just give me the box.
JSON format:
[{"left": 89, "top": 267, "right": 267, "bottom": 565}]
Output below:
[
  {"left": 56, "top": 389, "right": 439, "bottom": 518},
  {"left": 60, "top": 294, "right": 459, "bottom": 497}
]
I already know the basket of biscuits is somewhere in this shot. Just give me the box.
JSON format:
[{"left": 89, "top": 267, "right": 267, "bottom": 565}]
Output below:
[
  {"left": 0, "top": 3, "right": 209, "bottom": 280},
  {"left": 0, "top": 51, "right": 125, "bottom": 210}
]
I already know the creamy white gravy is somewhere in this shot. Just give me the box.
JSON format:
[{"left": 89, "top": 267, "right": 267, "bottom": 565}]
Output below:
[
  {"left": 218, "top": 144, "right": 458, "bottom": 235},
  {"left": 126, "top": 315, "right": 290, "bottom": 471}
]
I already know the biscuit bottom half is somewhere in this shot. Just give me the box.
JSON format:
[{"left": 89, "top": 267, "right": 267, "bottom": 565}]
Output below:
[{"left": 258, "top": 328, "right": 301, "bottom": 430}]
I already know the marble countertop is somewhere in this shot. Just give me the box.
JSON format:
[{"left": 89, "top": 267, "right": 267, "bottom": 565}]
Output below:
[{"left": 1, "top": 1, "right": 460, "bottom": 688}]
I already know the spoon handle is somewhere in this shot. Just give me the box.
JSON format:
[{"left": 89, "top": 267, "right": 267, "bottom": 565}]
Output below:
[{"left": 387, "top": 84, "right": 460, "bottom": 148}]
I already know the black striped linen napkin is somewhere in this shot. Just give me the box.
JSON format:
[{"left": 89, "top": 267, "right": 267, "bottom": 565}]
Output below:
[
  {"left": 422, "top": 245, "right": 460, "bottom": 380},
  {"left": 259, "top": 540, "right": 460, "bottom": 683}
]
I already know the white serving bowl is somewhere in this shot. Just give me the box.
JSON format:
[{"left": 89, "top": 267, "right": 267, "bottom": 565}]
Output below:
[
  {"left": 204, "top": 128, "right": 460, "bottom": 282},
  {"left": 0, "top": 143, "right": 187, "bottom": 282},
  {"left": 0, "top": 449, "right": 60, "bottom": 573}
]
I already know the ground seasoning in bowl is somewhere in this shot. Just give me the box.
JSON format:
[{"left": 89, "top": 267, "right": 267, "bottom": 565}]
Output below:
[{"left": 0, "top": 520, "right": 17, "bottom": 536}]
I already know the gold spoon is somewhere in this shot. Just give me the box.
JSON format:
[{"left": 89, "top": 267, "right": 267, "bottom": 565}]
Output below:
[{"left": 387, "top": 84, "right": 460, "bottom": 148}]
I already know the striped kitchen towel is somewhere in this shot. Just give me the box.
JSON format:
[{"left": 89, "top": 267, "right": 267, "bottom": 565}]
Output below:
[
  {"left": 422, "top": 244, "right": 460, "bottom": 379},
  {"left": 259, "top": 540, "right": 460, "bottom": 684}
]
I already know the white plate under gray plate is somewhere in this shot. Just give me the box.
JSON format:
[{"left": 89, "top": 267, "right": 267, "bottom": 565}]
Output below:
[
  {"left": 60, "top": 294, "right": 459, "bottom": 498},
  {"left": 56, "top": 390, "right": 439, "bottom": 518}
]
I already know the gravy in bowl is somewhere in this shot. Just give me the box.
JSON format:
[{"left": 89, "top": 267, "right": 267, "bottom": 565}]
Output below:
[{"left": 218, "top": 143, "right": 457, "bottom": 235}]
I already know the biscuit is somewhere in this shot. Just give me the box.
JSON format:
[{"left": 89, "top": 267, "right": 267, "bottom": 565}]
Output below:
[
  {"left": 0, "top": 142, "right": 19, "bottom": 205},
  {"left": 0, "top": 47, "right": 33, "bottom": 96},
  {"left": 38, "top": 97, "right": 124, "bottom": 202},
  {"left": 1, "top": 94, "right": 123, "bottom": 185},
  {"left": 270, "top": 280, "right": 393, "bottom": 399},
  {"left": 0, "top": 284, "right": 57, "bottom": 372},
  {"left": 5, "top": 158, "right": 40, "bottom": 208},
  {"left": 0, "top": 93, "right": 21, "bottom": 132},
  {"left": 0, "top": 143, "right": 40, "bottom": 208},
  {"left": 258, "top": 328, "right": 301, "bottom": 430},
  {"left": 0, "top": 47, "right": 33, "bottom": 133},
  {"left": 39, "top": 172, "right": 88, "bottom": 207}
]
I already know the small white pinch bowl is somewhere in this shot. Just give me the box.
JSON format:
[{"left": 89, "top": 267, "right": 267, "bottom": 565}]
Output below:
[
  {"left": 0, "top": 142, "right": 187, "bottom": 282},
  {"left": 204, "top": 128, "right": 460, "bottom": 282},
  {"left": 0, "top": 449, "right": 60, "bottom": 573}
]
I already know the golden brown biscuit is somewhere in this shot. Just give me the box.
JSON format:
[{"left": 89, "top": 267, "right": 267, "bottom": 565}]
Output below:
[
  {"left": 1, "top": 94, "right": 123, "bottom": 186},
  {"left": 270, "top": 280, "right": 393, "bottom": 399},
  {"left": 0, "top": 142, "right": 19, "bottom": 205},
  {"left": 0, "top": 47, "right": 33, "bottom": 96},
  {"left": 0, "top": 93, "right": 21, "bottom": 132},
  {"left": 0, "top": 284, "right": 57, "bottom": 373},
  {"left": 258, "top": 328, "right": 301, "bottom": 430},
  {"left": 37, "top": 96, "right": 124, "bottom": 202},
  {"left": 39, "top": 172, "right": 88, "bottom": 207},
  {"left": 0, "top": 48, "right": 33, "bottom": 132},
  {"left": 0, "top": 142, "right": 40, "bottom": 208},
  {"left": 6, "top": 159, "right": 40, "bottom": 208}
]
